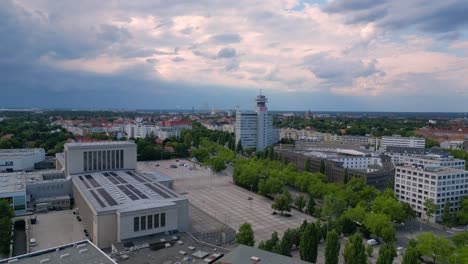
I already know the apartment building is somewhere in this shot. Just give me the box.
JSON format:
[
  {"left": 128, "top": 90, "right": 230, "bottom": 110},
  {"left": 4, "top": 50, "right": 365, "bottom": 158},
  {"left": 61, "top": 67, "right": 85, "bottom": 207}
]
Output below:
[{"left": 381, "top": 135, "right": 425, "bottom": 151}]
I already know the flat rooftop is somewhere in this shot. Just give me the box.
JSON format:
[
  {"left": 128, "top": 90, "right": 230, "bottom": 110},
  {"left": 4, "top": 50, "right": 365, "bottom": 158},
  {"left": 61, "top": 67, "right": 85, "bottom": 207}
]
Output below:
[
  {"left": 0, "top": 148, "right": 44, "bottom": 155},
  {"left": 0, "top": 240, "right": 116, "bottom": 264},
  {"left": 218, "top": 245, "right": 309, "bottom": 264},
  {"left": 0, "top": 172, "right": 26, "bottom": 193},
  {"left": 398, "top": 165, "right": 467, "bottom": 175},
  {"left": 65, "top": 141, "right": 135, "bottom": 148},
  {"left": 72, "top": 170, "right": 184, "bottom": 213}
]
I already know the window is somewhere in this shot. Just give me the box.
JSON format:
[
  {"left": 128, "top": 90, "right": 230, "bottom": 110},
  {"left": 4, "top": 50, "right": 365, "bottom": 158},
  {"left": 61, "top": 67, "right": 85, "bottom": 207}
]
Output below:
[
  {"left": 161, "top": 213, "right": 166, "bottom": 227},
  {"left": 93, "top": 151, "right": 97, "bottom": 171},
  {"left": 141, "top": 216, "right": 146, "bottom": 231},
  {"left": 154, "top": 214, "right": 159, "bottom": 228},
  {"left": 98, "top": 151, "right": 102, "bottom": 170},
  {"left": 112, "top": 150, "right": 116, "bottom": 169},
  {"left": 148, "top": 215, "right": 153, "bottom": 229},
  {"left": 120, "top": 150, "right": 124, "bottom": 168},
  {"left": 84, "top": 152, "right": 88, "bottom": 171},
  {"left": 134, "top": 217, "right": 139, "bottom": 232}
]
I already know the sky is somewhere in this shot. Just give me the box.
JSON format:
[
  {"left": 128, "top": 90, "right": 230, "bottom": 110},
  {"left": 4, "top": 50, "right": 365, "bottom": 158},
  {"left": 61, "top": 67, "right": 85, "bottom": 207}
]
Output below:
[{"left": 1, "top": 0, "right": 468, "bottom": 112}]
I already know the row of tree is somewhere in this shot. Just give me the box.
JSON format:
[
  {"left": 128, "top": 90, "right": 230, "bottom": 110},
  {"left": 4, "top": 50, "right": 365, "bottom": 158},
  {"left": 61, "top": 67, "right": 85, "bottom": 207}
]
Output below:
[
  {"left": 0, "top": 200, "right": 13, "bottom": 255},
  {"left": 236, "top": 220, "right": 468, "bottom": 264}
]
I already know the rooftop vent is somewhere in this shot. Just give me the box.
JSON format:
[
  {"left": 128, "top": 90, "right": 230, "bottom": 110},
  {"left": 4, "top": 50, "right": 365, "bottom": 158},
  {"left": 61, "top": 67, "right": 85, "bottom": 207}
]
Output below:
[
  {"left": 79, "top": 248, "right": 88, "bottom": 254},
  {"left": 250, "top": 256, "right": 261, "bottom": 261},
  {"left": 40, "top": 259, "right": 50, "bottom": 264}
]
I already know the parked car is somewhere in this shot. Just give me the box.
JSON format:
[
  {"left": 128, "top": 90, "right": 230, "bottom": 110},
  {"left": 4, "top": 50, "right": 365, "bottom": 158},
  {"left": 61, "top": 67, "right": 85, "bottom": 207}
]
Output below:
[
  {"left": 367, "top": 239, "right": 379, "bottom": 246},
  {"left": 30, "top": 238, "right": 37, "bottom": 247}
]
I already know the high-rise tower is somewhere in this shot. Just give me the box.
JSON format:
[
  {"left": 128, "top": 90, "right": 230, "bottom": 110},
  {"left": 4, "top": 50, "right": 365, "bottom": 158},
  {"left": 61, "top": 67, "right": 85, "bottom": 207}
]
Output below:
[{"left": 235, "top": 94, "right": 279, "bottom": 150}]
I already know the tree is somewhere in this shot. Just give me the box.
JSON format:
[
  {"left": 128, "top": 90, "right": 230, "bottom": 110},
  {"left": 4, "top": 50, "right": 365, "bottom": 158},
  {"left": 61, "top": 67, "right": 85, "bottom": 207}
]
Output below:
[
  {"left": 376, "top": 242, "right": 396, "bottom": 264},
  {"left": 363, "top": 213, "right": 395, "bottom": 242},
  {"left": 236, "top": 140, "right": 243, "bottom": 153},
  {"left": 344, "top": 168, "right": 349, "bottom": 184},
  {"left": 343, "top": 233, "right": 367, "bottom": 264},
  {"left": 322, "top": 194, "right": 347, "bottom": 221},
  {"left": 304, "top": 159, "right": 311, "bottom": 172},
  {"left": 259, "top": 231, "right": 280, "bottom": 252},
  {"left": 300, "top": 222, "right": 319, "bottom": 262},
  {"left": 294, "top": 195, "right": 306, "bottom": 212},
  {"left": 236, "top": 223, "right": 255, "bottom": 246},
  {"left": 452, "top": 232, "right": 468, "bottom": 247},
  {"left": 366, "top": 244, "right": 374, "bottom": 258},
  {"left": 441, "top": 200, "right": 452, "bottom": 228},
  {"left": 371, "top": 194, "right": 406, "bottom": 223},
  {"left": 320, "top": 160, "right": 325, "bottom": 174},
  {"left": 423, "top": 199, "right": 438, "bottom": 223},
  {"left": 0, "top": 199, "right": 13, "bottom": 255},
  {"left": 207, "top": 157, "right": 227, "bottom": 173},
  {"left": 457, "top": 197, "right": 468, "bottom": 225},
  {"left": 402, "top": 241, "right": 421, "bottom": 264},
  {"left": 416, "top": 232, "right": 453, "bottom": 264},
  {"left": 325, "top": 230, "right": 340, "bottom": 264},
  {"left": 272, "top": 193, "right": 291, "bottom": 215},
  {"left": 306, "top": 197, "right": 316, "bottom": 216},
  {"left": 278, "top": 228, "right": 295, "bottom": 256}
]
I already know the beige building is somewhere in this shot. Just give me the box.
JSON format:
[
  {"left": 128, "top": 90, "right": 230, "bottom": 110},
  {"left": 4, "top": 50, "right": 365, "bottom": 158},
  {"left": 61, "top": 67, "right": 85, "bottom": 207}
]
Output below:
[{"left": 61, "top": 142, "right": 188, "bottom": 249}]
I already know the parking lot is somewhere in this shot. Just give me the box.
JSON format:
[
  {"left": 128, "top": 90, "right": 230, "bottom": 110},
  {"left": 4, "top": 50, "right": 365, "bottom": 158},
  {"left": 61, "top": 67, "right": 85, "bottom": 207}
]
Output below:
[
  {"left": 138, "top": 160, "right": 314, "bottom": 244},
  {"left": 28, "top": 210, "right": 86, "bottom": 252}
]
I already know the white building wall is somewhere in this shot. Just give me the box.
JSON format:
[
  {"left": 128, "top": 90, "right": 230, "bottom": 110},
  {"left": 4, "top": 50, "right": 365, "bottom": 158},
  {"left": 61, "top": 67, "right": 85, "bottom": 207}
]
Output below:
[
  {"left": 381, "top": 136, "right": 425, "bottom": 151},
  {"left": 64, "top": 142, "right": 137, "bottom": 175},
  {"left": 0, "top": 149, "right": 46, "bottom": 171}
]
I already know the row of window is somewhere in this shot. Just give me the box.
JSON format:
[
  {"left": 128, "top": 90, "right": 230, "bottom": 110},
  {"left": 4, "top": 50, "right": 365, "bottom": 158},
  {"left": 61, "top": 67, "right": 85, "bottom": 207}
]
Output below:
[
  {"left": 133, "top": 213, "right": 166, "bottom": 232},
  {"left": 83, "top": 150, "right": 124, "bottom": 172}
]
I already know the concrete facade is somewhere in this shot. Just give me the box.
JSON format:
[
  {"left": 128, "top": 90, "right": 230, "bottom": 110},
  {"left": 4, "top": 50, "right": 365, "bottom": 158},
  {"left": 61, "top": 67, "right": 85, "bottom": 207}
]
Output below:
[
  {"left": 64, "top": 142, "right": 137, "bottom": 175},
  {"left": 395, "top": 164, "right": 468, "bottom": 223}
]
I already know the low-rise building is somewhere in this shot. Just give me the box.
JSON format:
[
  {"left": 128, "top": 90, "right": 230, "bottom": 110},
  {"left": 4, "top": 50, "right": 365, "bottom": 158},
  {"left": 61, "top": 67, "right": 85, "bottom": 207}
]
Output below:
[
  {"left": 0, "top": 148, "right": 46, "bottom": 172},
  {"left": 385, "top": 146, "right": 448, "bottom": 165},
  {"left": 440, "top": 140, "right": 465, "bottom": 150},
  {"left": 0, "top": 240, "right": 116, "bottom": 264},
  {"left": 381, "top": 135, "right": 425, "bottom": 151},
  {"left": 0, "top": 172, "right": 27, "bottom": 215}
]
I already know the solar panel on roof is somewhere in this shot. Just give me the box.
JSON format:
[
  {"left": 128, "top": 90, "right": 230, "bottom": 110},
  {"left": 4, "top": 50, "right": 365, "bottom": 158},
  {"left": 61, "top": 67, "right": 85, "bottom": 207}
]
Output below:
[
  {"left": 104, "top": 174, "right": 119, "bottom": 184},
  {"left": 117, "top": 185, "right": 139, "bottom": 201},
  {"left": 96, "top": 188, "right": 118, "bottom": 206},
  {"left": 114, "top": 174, "right": 128, "bottom": 184},
  {"left": 144, "top": 183, "right": 172, "bottom": 198},
  {"left": 79, "top": 176, "right": 91, "bottom": 189},
  {"left": 126, "top": 184, "right": 148, "bottom": 199},
  {"left": 126, "top": 171, "right": 146, "bottom": 183},
  {"left": 89, "top": 190, "right": 106, "bottom": 208},
  {"left": 84, "top": 174, "right": 101, "bottom": 188}
]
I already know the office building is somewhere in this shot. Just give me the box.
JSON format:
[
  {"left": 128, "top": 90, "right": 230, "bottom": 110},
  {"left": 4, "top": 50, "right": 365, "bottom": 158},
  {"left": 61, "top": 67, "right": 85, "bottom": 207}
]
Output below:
[
  {"left": 0, "top": 148, "right": 46, "bottom": 172},
  {"left": 404, "top": 155, "right": 465, "bottom": 170},
  {"left": 394, "top": 164, "right": 468, "bottom": 223},
  {"left": 0, "top": 240, "right": 116, "bottom": 264},
  {"left": 62, "top": 141, "right": 188, "bottom": 249},
  {"left": 385, "top": 146, "right": 448, "bottom": 165},
  {"left": 235, "top": 94, "right": 279, "bottom": 150},
  {"left": 381, "top": 135, "right": 425, "bottom": 151}
]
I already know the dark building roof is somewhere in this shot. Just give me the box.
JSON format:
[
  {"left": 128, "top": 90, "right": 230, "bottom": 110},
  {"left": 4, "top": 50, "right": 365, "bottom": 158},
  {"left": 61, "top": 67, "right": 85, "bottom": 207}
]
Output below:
[
  {"left": 217, "top": 245, "right": 309, "bottom": 264},
  {"left": 385, "top": 146, "right": 447, "bottom": 155}
]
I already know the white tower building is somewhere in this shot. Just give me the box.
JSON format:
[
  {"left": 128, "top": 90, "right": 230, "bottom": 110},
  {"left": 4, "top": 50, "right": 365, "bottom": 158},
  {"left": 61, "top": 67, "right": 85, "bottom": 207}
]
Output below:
[{"left": 235, "top": 94, "right": 279, "bottom": 150}]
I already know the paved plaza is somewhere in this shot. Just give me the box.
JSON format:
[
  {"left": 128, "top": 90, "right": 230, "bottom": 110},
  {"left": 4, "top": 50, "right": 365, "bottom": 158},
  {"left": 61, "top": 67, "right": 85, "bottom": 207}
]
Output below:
[
  {"left": 138, "top": 160, "right": 314, "bottom": 244},
  {"left": 28, "top": 210, "right": 86, "bottom": 252}
]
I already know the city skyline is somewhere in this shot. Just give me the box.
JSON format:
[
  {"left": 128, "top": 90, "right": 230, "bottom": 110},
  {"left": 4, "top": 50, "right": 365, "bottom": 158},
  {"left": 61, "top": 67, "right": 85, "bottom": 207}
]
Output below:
[{"left": 1, "top": 1, "right": 468, "bottom": 112}]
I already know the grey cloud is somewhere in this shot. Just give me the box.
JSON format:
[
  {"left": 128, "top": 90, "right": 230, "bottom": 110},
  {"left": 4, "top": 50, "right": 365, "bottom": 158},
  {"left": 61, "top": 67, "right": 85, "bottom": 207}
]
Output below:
[
  {"left": 217, "top": 47, "right": 237, "bottom": 58},
  {"left": 97, "top": 24, "right": 132, "bottom": 43},
  {"left": 172, "top": 57, "right": 185, "bottom": 62},
  {"left": 209, "top": 33, "right": 242, "bottom": 44},
  {"left": 324, "top": 0, "right": 386, "bottom": 13},
  {"left": 224, "top": 60, "right": 239, "bottom": 71},
  {"left": 304, "top": 53, "right": 382, "bottom": 86},
  {"left": 323, "top": 0, "right": 468, "bottom": 34},
  {"left": 192, "top": 50, "right": 216, "bottom": 59}
]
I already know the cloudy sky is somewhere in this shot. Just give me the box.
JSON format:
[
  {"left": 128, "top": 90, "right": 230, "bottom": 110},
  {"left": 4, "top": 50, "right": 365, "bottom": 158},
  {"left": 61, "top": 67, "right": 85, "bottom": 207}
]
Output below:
[{"left": 1, "top": 0, "right": 468, "bottom": 111}]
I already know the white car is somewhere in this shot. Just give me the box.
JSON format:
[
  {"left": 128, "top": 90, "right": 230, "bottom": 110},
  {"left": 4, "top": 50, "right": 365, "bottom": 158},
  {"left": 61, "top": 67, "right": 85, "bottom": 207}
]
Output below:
[{"left": 367, "top": 239, "right": 379, "bottom": 246}]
